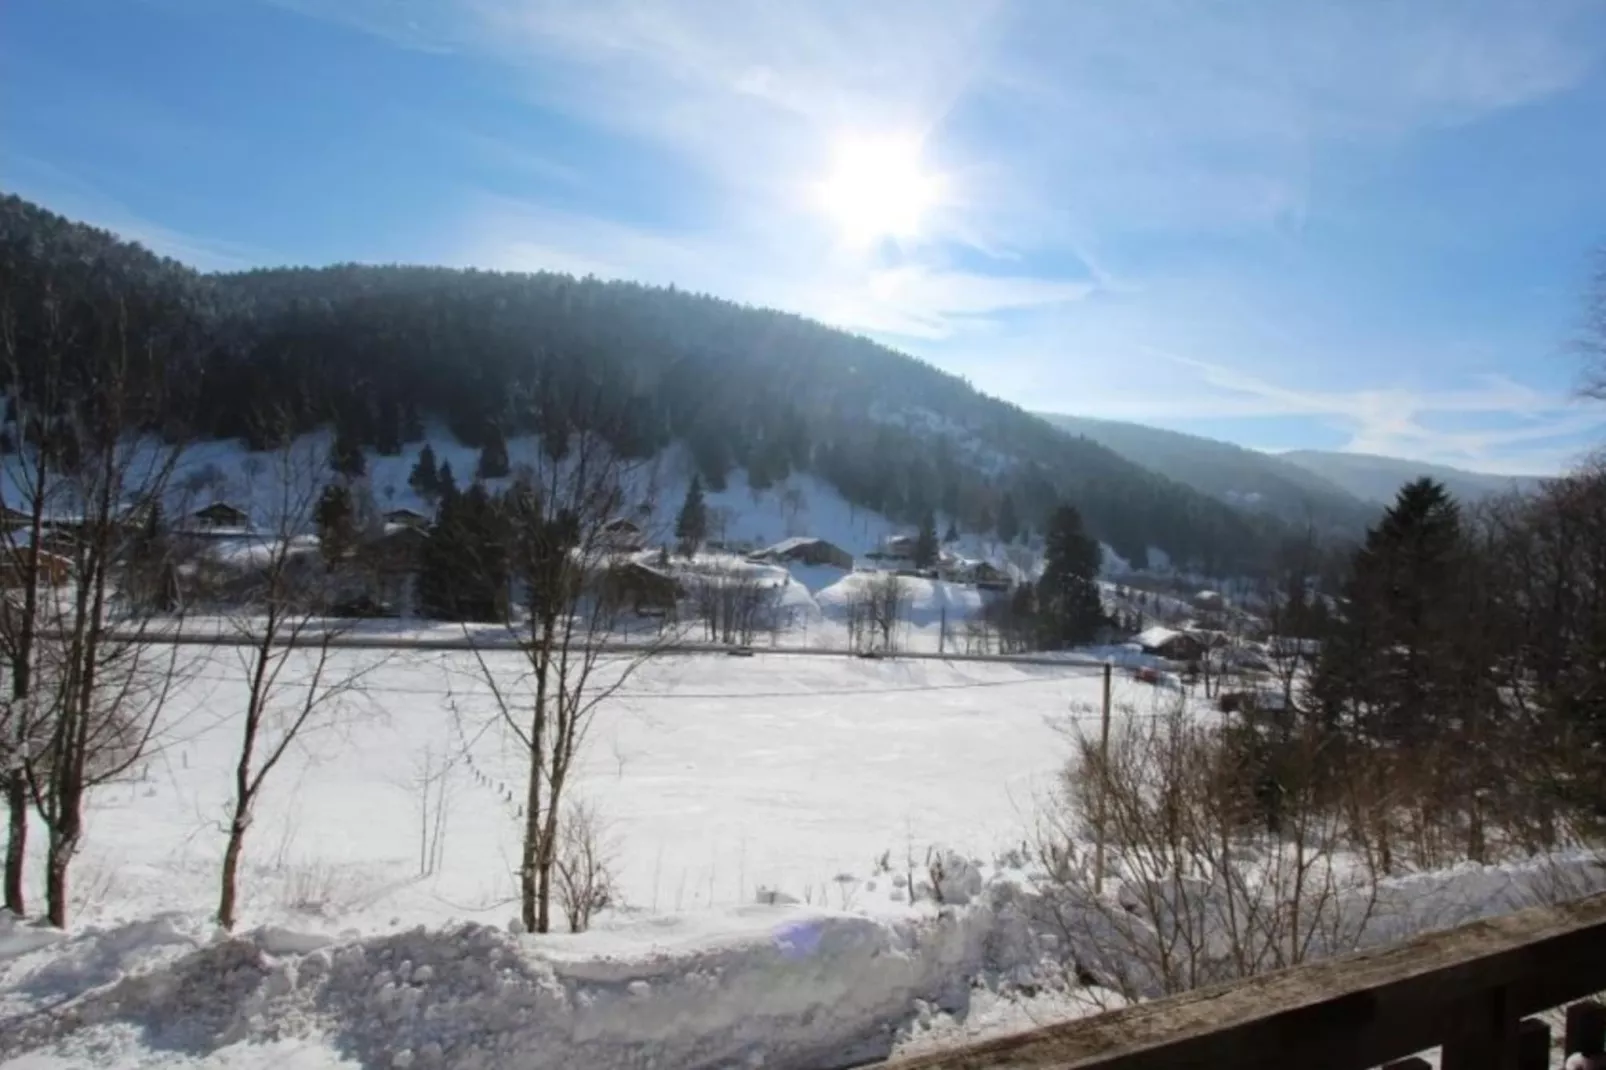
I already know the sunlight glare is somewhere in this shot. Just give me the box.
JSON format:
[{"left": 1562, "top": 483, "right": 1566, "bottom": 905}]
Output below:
[{"left": 814, "top": 133, "right": 942, "bottom": 247}]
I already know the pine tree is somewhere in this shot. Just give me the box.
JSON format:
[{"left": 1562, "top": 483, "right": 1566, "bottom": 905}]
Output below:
[
  {"left": 437, "top": 460, "right": 457, "bottom": 496},
  {"left": 476, "top": 426, "right": 510, "bottom": 480},
  {"left": 1310, "top": 478, "right": 1470, "bottom": 746},
  {"left": 1036, "top": 504, "right": 1105, "bottom": 649},
  {"left": 675, "top": 476, "right": 707, "bottom": 555},
  {"left": 997, "top": 493, "right": 1020, "bottom": 544},
  {"left": 330, "top": 424, "right": 366, "bottom": 479},
  {"left": 914, "top": 509, "right": 939, "bottom": 569},
  {"left": 408, "top": 443, "right": 440, "bottom": 502},
  {"left": 314, "top": 483, "right": 357, "bottom": 571},
  {"left": 943, "top": 520, "right": 959, "bottom": 544}
]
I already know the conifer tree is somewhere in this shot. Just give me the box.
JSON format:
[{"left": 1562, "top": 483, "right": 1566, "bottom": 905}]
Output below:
[
  {"left": 675, "top": 476, "right": 707, "bottom": 555},
  {"left": 1036, "top": 504, "right": 1105, "bottom": 648}
]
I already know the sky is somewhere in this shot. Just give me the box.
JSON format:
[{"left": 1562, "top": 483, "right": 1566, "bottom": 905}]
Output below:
[{"left": 4, "top": 0, "right": 1606, "bottom": 475}]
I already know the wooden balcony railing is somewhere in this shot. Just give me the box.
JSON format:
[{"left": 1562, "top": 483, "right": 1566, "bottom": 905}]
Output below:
[{"left": 886, "top": 891, "right": 1606, "bottom": 1070}]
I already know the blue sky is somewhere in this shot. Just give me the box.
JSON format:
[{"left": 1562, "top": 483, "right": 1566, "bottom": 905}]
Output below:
[{"left": 5, "top": 0, "right": 1606, "bottom": 474}]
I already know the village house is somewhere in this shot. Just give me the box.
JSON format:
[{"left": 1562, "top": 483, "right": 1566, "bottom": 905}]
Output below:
[
  {"left": 188, "top": 501, "right": 251, "bottom": 532},
  {"left": 599, "top": 559, "right": 682, "bottom": 616},
  {"left": 382, "top": 506, "right": 431, "bottom": 530},
  {"left": 1133, "top": 624, "right": 1207, "bottom": 662},
  {"left": 748, "top": 536, "right": 854, "bottom": 571},
  {"left": 600, "top": 517, "right": 646, "bottom": 552},
  {"left": 0, "top": 546, "right": 72, "bottom": 587}
]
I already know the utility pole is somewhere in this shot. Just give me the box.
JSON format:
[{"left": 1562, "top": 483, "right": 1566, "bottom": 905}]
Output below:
[{"left": 1093, "top": 660, "right": 1112, "bottom": 891}]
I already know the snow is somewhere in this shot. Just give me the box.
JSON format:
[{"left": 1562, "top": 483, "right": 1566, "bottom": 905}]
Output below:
[{"left": 1, "top": 646, "right": 1602, "bottom": 1067}]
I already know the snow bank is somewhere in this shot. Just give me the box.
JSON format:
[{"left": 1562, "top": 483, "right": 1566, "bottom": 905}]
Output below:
[{"left": 6, "top": 851, "right": 1603, "bottom": 1070}]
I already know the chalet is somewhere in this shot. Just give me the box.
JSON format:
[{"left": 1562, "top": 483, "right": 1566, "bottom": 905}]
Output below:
[
  {"left": 189, "top": 502, "right": 250, "bottom": 531},
  {"left": 1134, "top": 625, "right": 1207, "bottom": 662},
  {"left": 0, "top": 547, "right": 71, "bottom": 587},
  {"left": 383, "top": 507, "right": 431, "bottom": 530},
  {"left": 601, "top": 560, "right": 682, "bottom": 616},
  {"left": 749, "top": 536, "right": 853, "bottom": 571},
  {"left": 969, "top": 561, "right": 1012, "bottom": 591},
  {"left": 600, "top": 517, "right": 646, "bottom": 552}
]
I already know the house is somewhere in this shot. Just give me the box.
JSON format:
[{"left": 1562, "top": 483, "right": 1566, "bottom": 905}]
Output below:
[
  {"left": 383, "top": 507, "right": 431, "bottom": 530},
  {"left": 0, "top": 547, "right": 71, "bottom": 587},
  {"left": 749, "top": 536, "right": 854, "bottom": 571},
  {"left": 969, "top": 561, "right": 1012, "bottom": 591},
  {"left": 1134, "top": 625, "right": 1206, "bottom": 662},
  {"left": 366, "top": 524, "right": 428, "bottom": 612},
  {"left": 600, "top": 517, "right": 646, "bottom": 552},
  {"left": 600, "top": 560, "right": 682, "bottom": 616},
  {"left": 189, "top": 502, "right": 250, "bottom": 531}
]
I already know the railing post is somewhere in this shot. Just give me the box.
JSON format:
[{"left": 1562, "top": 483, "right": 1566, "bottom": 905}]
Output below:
[
  {"left": 1567, "top": 1000, "right": 1606, "bottom": 1059},
  {"left": 1442, "top": 987, "right": 1518, "bottom": 1070},
  {"left": 1516, "top": 1018, "right": 1551, "bottom": 1070}
]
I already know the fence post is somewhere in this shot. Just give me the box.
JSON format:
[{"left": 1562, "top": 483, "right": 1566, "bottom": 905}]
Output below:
[
  {"left": 1568, "top": 1000, "right": 1606, "bottom": 1058},
  {"left": 1093, "top": 660, "right": 1112, "bottom": 890},
  {"left": 1442, "top": 987, "right": 1517, "bottom": 1070}
]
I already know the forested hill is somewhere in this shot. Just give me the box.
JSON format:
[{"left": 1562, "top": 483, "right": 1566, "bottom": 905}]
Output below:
[
  {"left": 1039, "top": 413, "right": 1380, "bottom": 535},
  {"left": 1, "top": 192, "right": 1287, "bottom": 572}
]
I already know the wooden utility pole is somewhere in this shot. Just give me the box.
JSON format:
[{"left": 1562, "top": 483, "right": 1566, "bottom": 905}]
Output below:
[{"left": 1093, "top": 660, "right": 1112, "bottom": 890}]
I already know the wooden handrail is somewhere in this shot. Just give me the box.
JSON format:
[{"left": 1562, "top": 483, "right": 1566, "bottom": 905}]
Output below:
[{"left": 886, "top": 891, "right": 1606, "bottom": 1070}]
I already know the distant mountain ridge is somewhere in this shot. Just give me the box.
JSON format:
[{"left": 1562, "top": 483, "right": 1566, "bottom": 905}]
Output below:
[
  {"left": 1039, "top": 413, "right": 1543, "bottom": 528},
  {"left": 1039, "top": 413, "right": 1379, "bottom": 534},
  {"left": 1276, "top": 450, "right": 1545, "bottom": 505}
]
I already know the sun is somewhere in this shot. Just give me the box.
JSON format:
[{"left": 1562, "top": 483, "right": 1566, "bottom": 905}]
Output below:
[{"left": 814, "top": 133, "right": 942, "bottom": 247}]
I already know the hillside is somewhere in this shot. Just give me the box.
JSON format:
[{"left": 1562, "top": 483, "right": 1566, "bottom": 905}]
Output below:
[
  {"left": 1, "top": 192, "right": 1288, "bottom": 574},
  {"left": 1038, "top": 413, "right": 1378, "bottom": 534},
  {"left": 1278, "top": 450, "right": 1544, "bottom": 505}
]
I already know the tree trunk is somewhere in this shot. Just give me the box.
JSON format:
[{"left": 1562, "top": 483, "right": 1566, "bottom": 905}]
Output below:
[
  {"left": 519, "top": 766, "right": 541, "bottom": 934},
  {"left": 217, "top": 814, "right": 247, "bottom": 931},
  {"left": 4, "top": 769, "right": 26, "bottom": 915},
  {"left": 45, "top": 825, "right": 77, "bottom": 929}
]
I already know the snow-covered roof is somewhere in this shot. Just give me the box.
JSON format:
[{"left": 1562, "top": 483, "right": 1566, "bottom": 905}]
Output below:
[
  {"left": 761, "top": 536, "right": 839, "bottom": 556},
  {"left": 1135, "top": 625, "right": 1190, "bottom": 649}
]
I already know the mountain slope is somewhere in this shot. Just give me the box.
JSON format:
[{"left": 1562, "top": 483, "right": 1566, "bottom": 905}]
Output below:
[
  {"left": 1039, "top": 413, "right": 1378, "bottom": 534},
  {"left": 1, "top": 191, "right": 1289, "bottom": 573},
  {"left": 1278, "top": 450, "right": 1544, "bottom": 505}
]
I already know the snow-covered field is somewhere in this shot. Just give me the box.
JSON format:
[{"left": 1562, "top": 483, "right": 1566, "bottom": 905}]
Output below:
[{"left": 3, "top": 649, "right": 1603, "bottom": 1069}]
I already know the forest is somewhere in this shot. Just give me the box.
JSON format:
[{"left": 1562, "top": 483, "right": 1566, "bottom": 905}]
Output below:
[{"left": 0, "top": 192, "right": 1291, "bottom": 574}]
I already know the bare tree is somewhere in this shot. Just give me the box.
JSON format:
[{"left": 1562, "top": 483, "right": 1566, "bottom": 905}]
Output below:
[
  {"left": 1580, "top": 250, "right": 1606, "bottom": 400},
  {"left": 553, "top": 799, "right": 615, "bottom": 933},
  {"left": 864, "top": 572, "right": 907, "bottom": 654},
  {"left": 10, "top": 296, "right": 193, "bottom": 927},
  {"left": 215, "top": 436, "right": 385, "bottom": 931},
  {"left": 689, "top": 564, "right": 779, "bottom": 646},
  {"left": 467, "top": 423, "right": 682, "bottom": 933}
]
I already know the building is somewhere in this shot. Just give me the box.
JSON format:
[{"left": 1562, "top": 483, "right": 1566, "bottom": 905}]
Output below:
[
  {"left": 0, "top": 547, "right": 71, "bottom": 587},
  {"left": 383, "top": 507, "right": 431, "bottom": 530},
  {"left": 600, "top": 517, "right": 646, "bottom": 552},
  {"left": 600, "top": 560, "right": 682, "bottom": 616},
  {"left": 1133, "top": 625, "right": 1207, "bottom": 662},
  {"left": 189, "top": 502, "right": 250, "bottom": 531},
  {"left": 750, "top": 536, "right": 854, "bottom": 571},
  {"left": 969, "top": 561, "right": 1012, "bottom": 591}
]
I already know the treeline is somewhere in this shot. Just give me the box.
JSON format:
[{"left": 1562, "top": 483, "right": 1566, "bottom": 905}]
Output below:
[
  {"left": 1251, "top": 469, "right": 1606, "bottom": 862},
  {"left": 1, "top": 192, "right": 1289, "bottom": 574}
]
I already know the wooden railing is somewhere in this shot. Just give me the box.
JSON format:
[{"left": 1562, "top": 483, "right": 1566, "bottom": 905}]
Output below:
[{"left": 886, "top": 891, "right": 1606, "bottom": 1070}]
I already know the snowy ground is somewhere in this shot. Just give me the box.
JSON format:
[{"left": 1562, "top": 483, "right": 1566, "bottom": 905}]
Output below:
[{"left": 4, "top": 649, "right": 1601, "bottom": 1069}]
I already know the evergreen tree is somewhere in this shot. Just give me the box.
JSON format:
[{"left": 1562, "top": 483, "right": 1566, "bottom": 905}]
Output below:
[
  {"left": 330, "top": 424, "right": 365, "bottom": 479},
  {"left": 1309, "top": 478, "right": 1468, "bottom": 745},
  {"left": 943, "top": 520, "right": 959, "bottom": 544},
  {"left": 418, "top": 480, "right": 507, "bottom": 621},
  {"left": 476, "top": 426, "right": 510, "bottom": 480},
  {"left": 914, "top": 509, "right": 939, "bottom": 569},
  {"left": 675, "top": 476, "right": 707, "bottom": 555},
  {"left": 997, "top": 493, "right": 1020, "bottom": 544},
  {"left": 437, "top": 460, "right": 457, "bottom": 497},
  {"left": 1036, "top": 504, "right": 1105, "bottom": 648},
  {"left": 408, "top": 443, "right": 439, "bottom": 501},
  {"left": 314, "top": 483, "right": 358, "bottom": 571}
]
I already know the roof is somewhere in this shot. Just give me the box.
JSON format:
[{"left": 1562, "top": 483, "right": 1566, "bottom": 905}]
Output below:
[
  {"left": 1135, "top": 625, "right": 1188, "bottom": 649},
  {"left": 760, "top": 536, "right": 843, "bottom": 556}
]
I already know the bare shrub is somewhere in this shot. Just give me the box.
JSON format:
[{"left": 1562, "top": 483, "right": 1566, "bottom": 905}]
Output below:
[
  {"left": 1034, "top": 702, "right": 1381, "bottom": 1003},
  {"left": 553, "top": 800, "right": 616, "bottom": 933}
]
